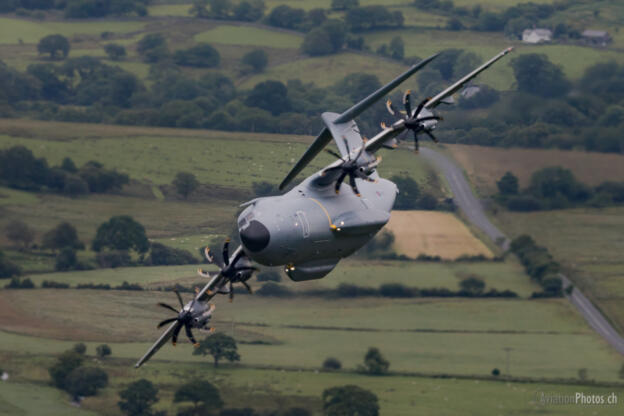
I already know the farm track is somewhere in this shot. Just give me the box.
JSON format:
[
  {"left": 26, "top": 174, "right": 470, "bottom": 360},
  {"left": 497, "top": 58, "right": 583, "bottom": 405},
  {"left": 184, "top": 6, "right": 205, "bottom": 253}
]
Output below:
[{"left": 421, "top": 147, "right": 624, "bottom": 355}]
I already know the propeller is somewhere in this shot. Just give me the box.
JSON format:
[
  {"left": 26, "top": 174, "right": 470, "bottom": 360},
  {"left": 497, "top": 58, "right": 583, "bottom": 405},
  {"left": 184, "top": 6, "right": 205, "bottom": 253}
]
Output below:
[
  {"left": 199, "top": 239, "right": 257, "bottom": 302},
  {"left": 321, "top": 138, "right": 380, "bottom": 197},
  {"left": 386, "top": 90, "right": 442, "bottom": 152},
  {"left": 156, "top": 289, "right": 200, "bottom": 347}
]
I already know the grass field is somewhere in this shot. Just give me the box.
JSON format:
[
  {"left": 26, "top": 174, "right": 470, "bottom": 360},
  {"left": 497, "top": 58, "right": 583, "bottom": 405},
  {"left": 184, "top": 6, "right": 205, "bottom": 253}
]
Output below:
[
  {"left": 195, "top": 24, "right": 303, "bottom": 49},
  {"left": 0, "top": 288, "right": 621, "bottom": 381},
  {"left": 446, "top": 144, "right": 624, "bottom": 195},
  {"left": 0, "top": 382, "right": 98, "bottom": 416},
  {"left": 494, "top": 206, "right": 624, "bottom": 335},
  {"left": 0, "top": 17, "right": 145, "bottom": 45},
  {"left": 385, "top": 210, "right": 493, "bottom": 259},
  {"left": 240, "top": 51, "right": 410, "bottom": 88}
]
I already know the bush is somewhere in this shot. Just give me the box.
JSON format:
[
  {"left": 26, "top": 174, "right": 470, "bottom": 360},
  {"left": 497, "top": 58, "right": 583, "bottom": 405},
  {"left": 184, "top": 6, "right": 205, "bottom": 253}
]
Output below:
[
  {"left": 379, "top": 283, "right": 413, "bottom": 298},
  {"left": 323, "top": 357, "right": 342, "bottom": 370},
  {"left": 55, "top": 247, "right": 78, "bottom": 271},
  {"left": 115, "top": 281, "right": 143, "bottom": 291},
  {"left": 361, "top": 347, "right": 389, "bottom": 375},
  {"left": 336, "top": 283, "right": 377, "bottom": 298},
  {"left": 43, "top": 222, "right": 84, "bottom": 251},
  {"left": 104, "top": 43, "right": 126, "bottom": 61},
  {"left": 149, "top": 242, "right": 197, "bottom": 266},
  {"left": 73, "top": 343, "right": 86, "bottom": 355},
  {"left": 42, "top": 280, "right": 70, "bottom": 289},
  {"left": 492, "top": 368, "right": 500, "bottom": 376},
  {"left": 5, "top": 277, "right": 34, "bottom": 289},
  {"left": 241, "top": 49, "right": 268, "bottom": 73},
  {"left": 96, "top": 344, "right": 111, "bottom": 359},
  {"left": 506, "top": 195, "right": 542, "bottom": 211},
  {"left": 76, "top": 283, "right": 111, "bottom": 290},
  {"left": 96, "top": 250, "right": 132, "bottom": 268},
  {"left": 49, "top": 350, "right": 83, "bottom": 390},
  {"left": 0, "top": 251, "right": 21, "bottom": 278},
  {"left": 174, "top": 43, "right": 220, "bottom": 68},
  {"left": 459, "top": 276, "right": 486, "bottom": 296}
]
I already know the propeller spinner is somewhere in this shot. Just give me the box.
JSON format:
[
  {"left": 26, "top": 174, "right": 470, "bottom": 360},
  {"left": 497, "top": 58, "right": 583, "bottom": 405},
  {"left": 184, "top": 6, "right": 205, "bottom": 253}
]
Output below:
[
  {"left": 321, "top": 138, "right": 380, "bottom": 196},
  {"left": 386, "top": 90, "right": 442, "bottom": 152}
]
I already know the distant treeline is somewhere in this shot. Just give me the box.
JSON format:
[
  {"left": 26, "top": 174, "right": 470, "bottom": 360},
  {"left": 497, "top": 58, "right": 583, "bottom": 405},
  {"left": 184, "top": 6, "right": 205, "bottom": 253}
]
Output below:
[
  {"left": 495, "top": 167, "right": 624, "bottom": 211},
  {"left": 0, "top": 0, "right": 149, "bottom": 17},
  {"left": 0, "top": 145, "right": 128, "bottom": 195}
]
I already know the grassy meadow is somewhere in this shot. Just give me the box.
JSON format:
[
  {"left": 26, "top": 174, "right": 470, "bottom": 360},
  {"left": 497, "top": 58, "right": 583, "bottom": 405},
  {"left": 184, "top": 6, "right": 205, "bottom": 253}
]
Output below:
[{"left": 494, "top": 207, "right": 624, "bottom": 335}]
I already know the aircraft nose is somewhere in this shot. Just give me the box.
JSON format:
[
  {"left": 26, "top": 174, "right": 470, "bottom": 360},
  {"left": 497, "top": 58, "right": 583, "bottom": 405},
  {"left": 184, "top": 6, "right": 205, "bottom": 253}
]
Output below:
[{"left": 240, "top": 220, "right": 270, "bottom": 252}]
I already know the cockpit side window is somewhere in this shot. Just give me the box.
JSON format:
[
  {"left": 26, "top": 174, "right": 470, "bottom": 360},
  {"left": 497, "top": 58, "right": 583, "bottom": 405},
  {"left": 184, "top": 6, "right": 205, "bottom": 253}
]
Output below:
[{"left": 296, "top": 211, "right": 310, "bottom": 238}]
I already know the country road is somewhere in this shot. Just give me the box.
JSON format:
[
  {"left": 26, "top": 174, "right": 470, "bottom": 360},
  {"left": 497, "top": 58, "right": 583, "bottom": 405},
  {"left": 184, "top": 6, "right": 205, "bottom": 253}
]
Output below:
[{"left": 421, "top": 147, "right": 624, "bottom": 355}]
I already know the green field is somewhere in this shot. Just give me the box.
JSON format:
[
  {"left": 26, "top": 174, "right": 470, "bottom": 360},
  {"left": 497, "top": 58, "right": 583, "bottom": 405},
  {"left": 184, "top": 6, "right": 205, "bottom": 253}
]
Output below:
[
  {"left": 240, "top": 51, "right": 411, "bottom": 88},
  {"left": 0, "top": 17, "right": 145, "bottom": 44},
  {"left": 495, "top": 207, "right": 624, "bottom": 335},
  {"left": 1, "top": 288, "right": 621, "bottom": 382},
  {"left": 0, "top": 382, "right": 98, "bottom": 416},
  {"left": 195, "top": 24, "right": 303, "bottom": 49}
]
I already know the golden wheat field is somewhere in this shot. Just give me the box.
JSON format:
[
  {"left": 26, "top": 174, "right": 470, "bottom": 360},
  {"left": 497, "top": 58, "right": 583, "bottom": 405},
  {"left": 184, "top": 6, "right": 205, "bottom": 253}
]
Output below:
[{"left": 386, "top": 210, "right": 493, "bottom": 259}]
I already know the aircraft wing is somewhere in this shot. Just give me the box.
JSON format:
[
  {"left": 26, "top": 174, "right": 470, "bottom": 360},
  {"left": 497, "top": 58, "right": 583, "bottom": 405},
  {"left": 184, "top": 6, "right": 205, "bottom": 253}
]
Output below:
[
  {"left": 135, "top": 321, "right": 179, "bottom": 368},
  {"left": 425, "top": 47, "right": 513, "bottom": 110},
  {"left": 279, "top": 53, "right": 440, "bottom": 190}
]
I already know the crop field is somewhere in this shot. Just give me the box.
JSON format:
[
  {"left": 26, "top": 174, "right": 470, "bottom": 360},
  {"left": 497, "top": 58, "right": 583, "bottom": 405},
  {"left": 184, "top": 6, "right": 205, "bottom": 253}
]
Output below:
[
  {"left": 0, "top": 288, "right": 621, "bottom": 382},
  {"left": 495, "top": 206, "right": 624, "bottom": 335},
  {"left": 385, "top": 210, "right": 493, "bottom": 259},
  {"left": 446, "top": 144, "right": 624, "bottom": 195}
]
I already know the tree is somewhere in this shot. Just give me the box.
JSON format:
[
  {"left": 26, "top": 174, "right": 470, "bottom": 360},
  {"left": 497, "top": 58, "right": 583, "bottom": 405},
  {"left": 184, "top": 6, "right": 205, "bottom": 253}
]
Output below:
[
  {"left": 245, "top": 80, "right": 291, "bottom": 115},
  {"left": 73, "top": 343, "right": 87, "bottom": 355},
  {"left": 323, "top": 357, "right": 342, "bottom": 370},
  {"left": 388, "top": 36, "right": 404, "bottom": 60},
  {"left": 96, "top": 344, "right": 112, "bottom": 359},
  {"left": 302, "top": 28, "right": 334, "bottom": 56},
  {"left": 137, "top": 33, "right": 169, "bottom": 63},
  {"left": 208, "top": 0, "right": 232, "bottom": 18},
  {"left": 492, "top": 368, "right": 500, "bottom": 376},
  {"left": 390, "top": 175, "right": 420, "bottom": 209},
  {"left": 174, "top": 380, "right": 223, "bottom": 415},
  {"left": 172, "top": 171, "right": 199, "bottom": 199},
  {"left": 233, "top": 0, "right": 265, "bottom": 21},
  {"left": 528, "top": 166, "right": 588, "bottom": 203},
  {"left": 511, "top": 54, "right": 570, "bottom": 98},
  {"left": 92, "top": 216, "right": 149, "bottom": 254},
  {"left": 37, "top": 34, "right": 70, "bottom": 60},
  {"left": 497, "top": 171, "right": 519, "bottom": 195},
  {"left": 149, "top": 243, "right": 197, "bottom": 266},
  {"left": 65, "top": 366, "right": 109, "bottom": 399},
  {"left": 55, "top": 247, "right": 78, "bottom": 271},
  {"left": 460, "top": 276, "right": 486, "bottom": 295},
  {"left": 267, "top": 5, "right": 306, "bottom": 29},
  {"left": 241, "top": 49, "right": 268, "bottom": 73},
  {"left": 174, "top": 44, "right": 220, "bottom": 68},
  {"left": 322, "top": 385, "right": 379, "bottom": 416},
  {"left": 61, "top": 157, "right": 78, "bottom": 173},
  {"left": 0, "top": 251, "right": 21, "bottom": 279},
  {"left": 190, "top": 0, "right": 210, "bottom": 18},
  {"left": 104, "top": 43, "right": 127, "bottom": 61},
  {"left": 446, "top": 17, "right": 464, "bottom": 31},
  {"left": 5, "top": 220, "right": 35, "bottom": 250},
  {"left": 42, "top": 222, "right": 84, "bottom": 251},
  {"left": 331, "top": 0, "right": 358, "bottom": 10},
  {"left": 0, "top": 145, "right": 49, "bottom": 190},
  {"left": 361, "top": 347, "right": 389, "bottom": 375},
  {"left": 118, "top": 379, "right": 160, "bottom": 416},
  {"left": 49, "top": 350, "right": 84, "bottom": 390},
  {"left": 193, "top": 333, "right": 240, "bottom": 367},
  {"left": 334, "top": 72, "right": 381, "bottom": 102}
]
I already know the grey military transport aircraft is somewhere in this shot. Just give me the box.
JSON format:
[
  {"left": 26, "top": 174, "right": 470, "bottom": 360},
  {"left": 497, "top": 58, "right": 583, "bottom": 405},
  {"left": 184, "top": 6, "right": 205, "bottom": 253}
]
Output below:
[{"left": 135, "top": 47, "right": 513, "bottom": 368}]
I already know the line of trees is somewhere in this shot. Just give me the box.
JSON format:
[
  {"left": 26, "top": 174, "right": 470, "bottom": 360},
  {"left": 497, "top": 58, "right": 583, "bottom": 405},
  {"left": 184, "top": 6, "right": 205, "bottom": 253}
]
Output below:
[
  {"left": 510, "top": 235, "right": 563, "bottom": 297},
  {"left": 0, "top": 0, "right": 150, "bottom": 17},
  {"left": 496, "top": 168, "right": 624, "bottom": 211}
]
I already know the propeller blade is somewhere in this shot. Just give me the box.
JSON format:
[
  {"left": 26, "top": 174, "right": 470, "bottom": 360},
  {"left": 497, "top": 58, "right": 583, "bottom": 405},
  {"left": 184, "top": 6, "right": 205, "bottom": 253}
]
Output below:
[
  {"left": 325, "top": 149, "right": 343, "bottom": 160},
  {"left": 174, "top": 289, "right": 184, "bottom": 309},
  {"left": 172, "top": 322, "right": 182, "bottom": 345},
  {"left": 242, "top": 280, "right": 253, "bottom": 294},
  {"left": 415, "top": 116, "right": 441, "bottom": 122},
  {"left": 413, "top": 131, "right": 420, "bottom": 153},
  {"left": 354, "top": 169, "right": 375, "bottom": 182},
  {"left": 222, "top": 239, "right": 230, "bottom": 266},
  {"left": 158, "top": 302, "right": 179, "bottom": 314},
  {"left": 335, "top": 171, "right": 348, "bottom": 194},
  {"left": 348, "top": 173, "right": 360, "bottom": 197},
  {"left": 403, "top": 90, "right": 412, "bottom": 117},
  {"left": 424, "top": 129, "right": 439, "bottom": 143},
  {"left": 233, "top": 266, "right": 258, "bottom": 272},
  {"left": 343, "top": 138, "right": 350, "bottom": 160},
  {"left": 204, "top": 247, "right": 214, "bottom": 264},
  {"left": 229, "top": 281, "right": 234, "bottom": 302},
  {"left": 184, "top": 323, "right": 198, "bottom": 345},
  {"left": 385, "top": 99, "right": 397, "bottom": 116},
  {"left": 354, "top": 143, "right": 365, "bottom": 161},
  {"left": 413, "top": 97, "right": 429, "bottom": 119},
  {"left": 157, "top": 317, "right": 178, "bottom": 328}
]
